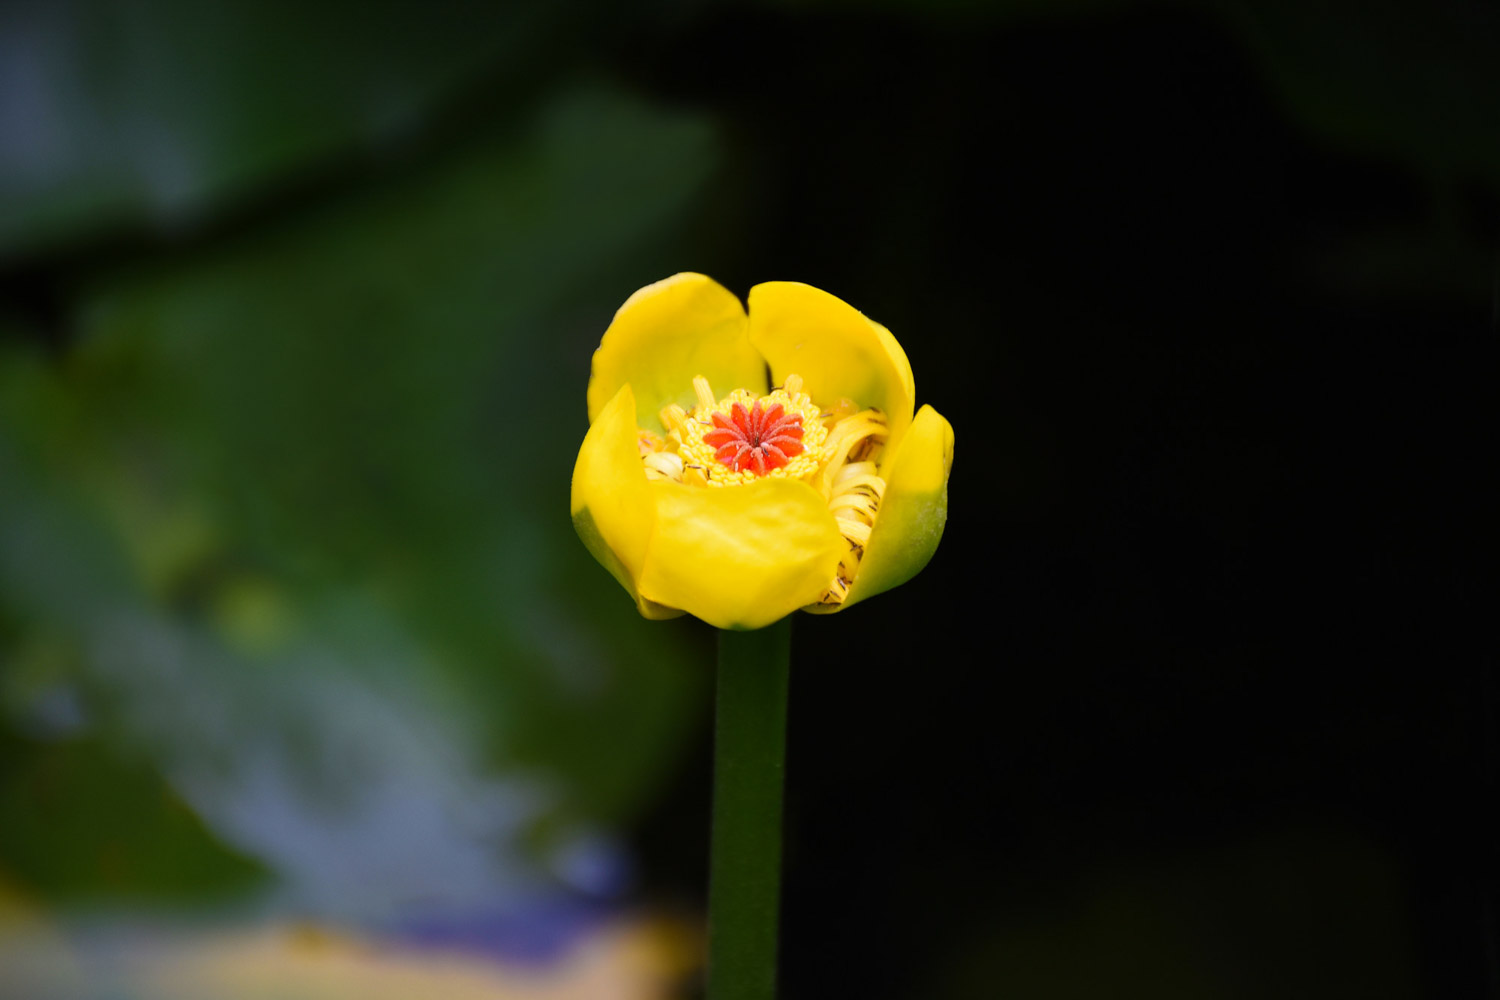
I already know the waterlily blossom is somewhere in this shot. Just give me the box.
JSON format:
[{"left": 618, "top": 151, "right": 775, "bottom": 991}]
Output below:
[{"left": 572, "top": 274, "right": 954, "bottom": 630}]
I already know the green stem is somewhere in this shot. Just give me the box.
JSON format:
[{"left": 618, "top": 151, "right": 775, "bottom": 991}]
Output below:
[{"left": 708, "top": 616, "right": 792, "bottom": 1000}]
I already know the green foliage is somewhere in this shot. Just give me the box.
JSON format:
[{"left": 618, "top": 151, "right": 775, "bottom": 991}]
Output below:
[
  {"left": 0, "top": 0, "right": 570, "bottom": 256},
  {"left": 0, "top": 79, "right": 720, "bottom": 905},
  {"left": 0, "top": 733, "right": 266, "bottom": 901}
]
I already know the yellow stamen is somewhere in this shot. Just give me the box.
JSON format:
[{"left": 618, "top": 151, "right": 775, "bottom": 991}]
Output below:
[
  {"left": 833, "top": 515, "right": 872, "bottom": 547},
  {"left": 833, "top": 461, "right": 886, "bottom": 497},
  {"left": 643, "top": 451, "right": 684, "bottom": 482},
  {"left": 813, "top": 426, "right": 888, "bottom": 606},
  {"left": 693, "top": 376, "right": 717, "bottom": 413},
  {"left": 638, "top": 429, "right": 664, "bottom": 456},
  {"left": 816, "top": 411, "right": 887, "bottom": 499},
  {"left": 823, "top": 396, "right": 860, "bottom": 428},
  {"left": 659, "top": 403, "right": 690, "bottom": 434},
  {"left": 829, "top": 493, "right": 879, "bottom": 517}
]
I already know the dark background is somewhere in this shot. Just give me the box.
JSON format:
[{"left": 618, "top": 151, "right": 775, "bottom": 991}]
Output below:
[{"left": 0, "top": 1, "right": 1490, "bottom": 998}]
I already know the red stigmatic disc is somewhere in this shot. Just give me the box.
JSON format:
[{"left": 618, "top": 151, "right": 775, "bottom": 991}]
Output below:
[{"left": 702, "top": 400, "right": 806, "bottom": 476}]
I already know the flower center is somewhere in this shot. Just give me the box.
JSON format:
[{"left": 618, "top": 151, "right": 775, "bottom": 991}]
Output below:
[
  {"left": 656, "top": 376, "right": 829, "bottom": 488},
  {"left": 703, "top": 400, "right": 806, "bottom": 475},
  {"left": 641, "top": 372, "right": 890, "bottom": 608}
]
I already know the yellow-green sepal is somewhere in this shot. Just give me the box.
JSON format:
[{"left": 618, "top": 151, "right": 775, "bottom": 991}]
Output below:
[
  {"left": 637, "top": 477, "right": 845, "bottom": 630},
  {"left": 571, "top": 384, "right": 683, "bottom": 619},
  {"left": 747, "top": 281, "right": 917, "bottom": 455},
  {"left": 837, "top": 404, "right": 953, "bottom": 610},
  {"left": 587, "top": 273, "right": 769, "bottom": 434}
]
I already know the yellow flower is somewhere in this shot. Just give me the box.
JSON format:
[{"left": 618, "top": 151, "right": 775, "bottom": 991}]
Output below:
[{"left": 571, "top": 274, "right": 954, "bottom": 630}]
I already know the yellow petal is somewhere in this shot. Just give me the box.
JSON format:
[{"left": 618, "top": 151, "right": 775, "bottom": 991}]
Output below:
[
  {"left": 637, "top": 478, "right": 845, "bottom": 630},
  {"left": 572, "top": 384, "right": 682, "bottom": 619},
  {"left": 747, "top": 281, "right": 917, "bottom": 454},
  {"left": 587, "top": 274, "right": 769, "bottom": 434},
  {"left": 836, "top": 404, "right": 953, "bottom": 611}
]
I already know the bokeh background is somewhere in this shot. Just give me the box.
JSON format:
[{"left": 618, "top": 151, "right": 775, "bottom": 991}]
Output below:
[{"left": 0, "top": 1, "right": 1490, "bottom": 998}]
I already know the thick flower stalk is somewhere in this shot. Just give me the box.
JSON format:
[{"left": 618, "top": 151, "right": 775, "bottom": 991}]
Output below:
[{"left": 572, "top": 274, "right": 954, "bottom": 630}]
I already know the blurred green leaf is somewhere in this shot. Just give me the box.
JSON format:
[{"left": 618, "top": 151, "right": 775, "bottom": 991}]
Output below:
[
  {"left": 0, "top": 0, "right": 568, "bottom": 256},
  {"left": 0, "top": 82, "right": 720, "bottom": 907},
  {"left": 0, "top": 733, "right": 267, "bottom": 901}
]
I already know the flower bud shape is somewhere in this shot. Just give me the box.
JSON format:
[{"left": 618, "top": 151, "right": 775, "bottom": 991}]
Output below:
[{"left": 572, "top": 274, "right": 954, "bottom": 630}]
